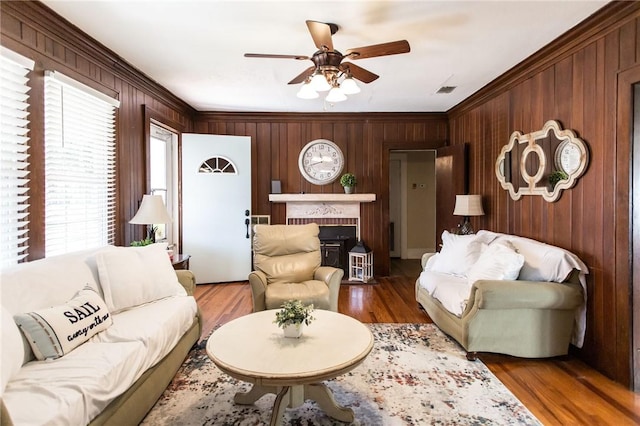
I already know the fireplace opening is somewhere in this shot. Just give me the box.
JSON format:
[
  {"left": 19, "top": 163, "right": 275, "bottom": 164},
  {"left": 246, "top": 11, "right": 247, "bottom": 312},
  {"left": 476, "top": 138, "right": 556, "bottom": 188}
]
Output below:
[{"left": 318, "top": 225, "right": 357, "bottom": 276}]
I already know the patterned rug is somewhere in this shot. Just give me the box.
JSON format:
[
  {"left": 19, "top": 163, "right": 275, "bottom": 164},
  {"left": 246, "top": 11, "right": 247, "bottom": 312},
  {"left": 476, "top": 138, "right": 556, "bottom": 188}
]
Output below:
[{"left": 142, "top": 323, "right": 541, "bottom": 425}]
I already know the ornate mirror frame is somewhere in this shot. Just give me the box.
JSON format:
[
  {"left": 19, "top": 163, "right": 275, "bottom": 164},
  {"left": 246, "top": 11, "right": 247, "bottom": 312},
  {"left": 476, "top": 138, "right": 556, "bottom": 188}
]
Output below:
[{"left": 495, "top": 120, "right": 589, "bottom": 202}]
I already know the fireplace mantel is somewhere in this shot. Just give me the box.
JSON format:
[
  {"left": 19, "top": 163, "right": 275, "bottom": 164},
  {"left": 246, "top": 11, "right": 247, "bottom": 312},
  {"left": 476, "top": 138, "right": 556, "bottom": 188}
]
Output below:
[
  {"left": 268, "top": 193, "right": 376, "bottom": 203},
  {"left": 269, "top": 193, "right": 375, "bottom": 240}
]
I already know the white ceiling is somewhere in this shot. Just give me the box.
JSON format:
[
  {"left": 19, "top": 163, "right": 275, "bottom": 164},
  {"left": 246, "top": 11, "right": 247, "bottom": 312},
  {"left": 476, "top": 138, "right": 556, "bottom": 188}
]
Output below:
[{"left": 41, "top": 1, "right": 609, "bottom": 113}]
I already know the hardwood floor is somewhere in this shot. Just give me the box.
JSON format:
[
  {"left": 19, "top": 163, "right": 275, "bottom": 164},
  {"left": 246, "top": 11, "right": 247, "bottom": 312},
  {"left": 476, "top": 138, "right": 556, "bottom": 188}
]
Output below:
[{"left": 193, "top": 259, "right": 640, "bottom": 425}]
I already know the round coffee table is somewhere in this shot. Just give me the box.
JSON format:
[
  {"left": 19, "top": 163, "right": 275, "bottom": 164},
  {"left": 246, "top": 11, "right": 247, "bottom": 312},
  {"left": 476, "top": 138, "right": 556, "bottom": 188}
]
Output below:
[{"left": 206, "top": 309, "right": 374, "bottom": 425}]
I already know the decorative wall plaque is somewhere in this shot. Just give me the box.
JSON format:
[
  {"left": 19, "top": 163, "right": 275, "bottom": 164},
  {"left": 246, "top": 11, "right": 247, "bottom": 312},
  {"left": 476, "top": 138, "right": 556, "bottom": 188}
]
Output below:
[{"left": 495, "top": 120, "right": 589, "bottom": 202}]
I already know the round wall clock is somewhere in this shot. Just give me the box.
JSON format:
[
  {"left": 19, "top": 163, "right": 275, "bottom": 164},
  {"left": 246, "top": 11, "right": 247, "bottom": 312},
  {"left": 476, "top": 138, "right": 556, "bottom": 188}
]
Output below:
[
  {"left": 298, "top": 139, "right": 345, "bottom": 185},
  {"left": 554, "top": 140, "right": 583, "bottom": 175}
]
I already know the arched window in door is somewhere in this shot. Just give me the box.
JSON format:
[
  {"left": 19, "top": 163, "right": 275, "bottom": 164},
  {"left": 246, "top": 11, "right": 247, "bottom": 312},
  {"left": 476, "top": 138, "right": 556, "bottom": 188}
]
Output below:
[{"left": 199, "top": 156, "right": 237, "bottom": 174}]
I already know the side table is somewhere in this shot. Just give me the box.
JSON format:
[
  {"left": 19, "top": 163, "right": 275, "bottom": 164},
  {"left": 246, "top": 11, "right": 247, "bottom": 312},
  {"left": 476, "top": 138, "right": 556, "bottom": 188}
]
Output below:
[{"left": 171, "top": 254, "right": 190, "bottom": 270}]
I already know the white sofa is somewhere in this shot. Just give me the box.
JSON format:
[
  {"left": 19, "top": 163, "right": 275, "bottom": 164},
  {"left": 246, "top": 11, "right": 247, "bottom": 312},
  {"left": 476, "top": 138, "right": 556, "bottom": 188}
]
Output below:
[
  {"left": 1, "top": 244, "right": 201, "bottom": 425},
  {"left": 416, "top": 230, "right": 588, "bottom": 358}
]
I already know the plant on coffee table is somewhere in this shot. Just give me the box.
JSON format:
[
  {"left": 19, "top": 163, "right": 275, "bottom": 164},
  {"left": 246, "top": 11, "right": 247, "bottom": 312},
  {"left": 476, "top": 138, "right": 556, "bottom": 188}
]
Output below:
[{"left": 274, "top": 300, "right": 315, "bottom": 328}]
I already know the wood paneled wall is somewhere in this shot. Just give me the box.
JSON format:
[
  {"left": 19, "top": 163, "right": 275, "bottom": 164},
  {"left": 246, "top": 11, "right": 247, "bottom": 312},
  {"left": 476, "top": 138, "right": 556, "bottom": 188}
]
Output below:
[
  {"left": 193, "top": 113, "right": 449, "bottom": 275},
  {"left": 0, "top": 1, "right": 195, "bottom": 255},
  {"left": 448, "top": 2, "right": 640, "bottom": 386}
]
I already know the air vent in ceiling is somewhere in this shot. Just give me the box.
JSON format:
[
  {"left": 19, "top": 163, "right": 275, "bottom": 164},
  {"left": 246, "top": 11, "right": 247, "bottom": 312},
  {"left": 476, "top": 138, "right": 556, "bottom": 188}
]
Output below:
[{"left": 436, "top": 86, "right": 456, "bottom": 94}]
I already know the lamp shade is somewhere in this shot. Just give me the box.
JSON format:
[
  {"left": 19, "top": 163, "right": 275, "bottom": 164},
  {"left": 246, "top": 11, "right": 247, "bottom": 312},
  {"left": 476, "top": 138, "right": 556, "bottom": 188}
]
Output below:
[
  {"left": 130, "top": 194, "right": 172, "bottom": 224},
  {"left": 296, "top": 82, "right": 319, "bottom": 99},
  {"left": 310, "top": 72, "right": 331, "bottom": 92},
  {"left": 453, "top": 195, "right": 484, "bottom": 216},
  {"left": 325, "top": 86, "right": 347, "bottom": 103},
  {"left": 340, "top": 76, "right": 360, "bottom": 95}
]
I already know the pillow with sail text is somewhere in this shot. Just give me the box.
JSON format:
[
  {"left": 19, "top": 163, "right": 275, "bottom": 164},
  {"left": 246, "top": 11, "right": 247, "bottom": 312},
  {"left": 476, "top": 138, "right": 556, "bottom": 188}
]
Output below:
[{"left": 13, "top": 286, "right": 112, "bottom": 360}]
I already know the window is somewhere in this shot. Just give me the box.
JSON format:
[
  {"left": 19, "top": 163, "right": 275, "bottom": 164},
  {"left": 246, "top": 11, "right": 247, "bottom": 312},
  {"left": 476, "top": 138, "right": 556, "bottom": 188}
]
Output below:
[
  {"left": 44, "top": 71, "right": 120, "bottom": 256},
  {"left": 0, "top": 47, "right": 34, "bottom": 269},
  {"left": 149, "top": 123, "right": 178, "bottom": 244},
  {"left": 198, "top": 156, "right": 237, "bottom": 174}
]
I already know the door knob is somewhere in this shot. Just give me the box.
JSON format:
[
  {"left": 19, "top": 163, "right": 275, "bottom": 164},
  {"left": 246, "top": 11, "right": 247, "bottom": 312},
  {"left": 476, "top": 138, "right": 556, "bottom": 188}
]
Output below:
[{"left": 245, "top": 218, "right": 250, "bottom": 239}]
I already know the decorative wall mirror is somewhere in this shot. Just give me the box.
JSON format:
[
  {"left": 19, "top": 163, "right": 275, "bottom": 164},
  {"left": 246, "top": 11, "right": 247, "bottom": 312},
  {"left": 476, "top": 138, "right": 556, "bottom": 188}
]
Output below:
[{"left": 495, "top": 120, "right": 589, "bottom": 202}]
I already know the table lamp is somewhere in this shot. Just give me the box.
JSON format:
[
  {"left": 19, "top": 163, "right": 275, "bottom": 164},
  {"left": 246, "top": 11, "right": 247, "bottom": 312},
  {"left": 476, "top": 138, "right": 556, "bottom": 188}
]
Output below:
[
  {"left": 453, "top": 194, "right": 484, "bottom": 235},
  {"left": 129, "top": 194, "right": 172, "bottom": 242}
]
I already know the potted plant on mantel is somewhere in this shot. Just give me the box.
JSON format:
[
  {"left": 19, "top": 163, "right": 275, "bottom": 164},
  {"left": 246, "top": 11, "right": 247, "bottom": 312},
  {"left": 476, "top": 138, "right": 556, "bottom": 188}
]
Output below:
[
  {"left": 340, "top": 172, "right": 357, "bottom": 194},
  {"left": 274, "top": 300, "right": 315, "bottom": 338}
]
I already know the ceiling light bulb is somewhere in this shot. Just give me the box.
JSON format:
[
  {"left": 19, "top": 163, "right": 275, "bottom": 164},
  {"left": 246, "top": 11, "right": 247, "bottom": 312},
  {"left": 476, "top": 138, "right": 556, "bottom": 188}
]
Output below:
[
  {"left": 325, "top": 86, "right": 347, "bottom": 103},
  {"left": 340, "top": 76, "right": 360, "bottom": 95},
  {"left": 297, "top": 82, "right": 319, "bottom": 99},
  {"left": 310, "top": 73, "right": 331, "bottom": 92}
]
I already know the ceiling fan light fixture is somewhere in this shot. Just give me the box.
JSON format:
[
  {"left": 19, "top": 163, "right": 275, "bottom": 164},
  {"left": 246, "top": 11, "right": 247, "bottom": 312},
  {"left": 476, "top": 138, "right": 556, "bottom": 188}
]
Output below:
[
  {"left": 340, "top": 76, "right": 360, "bottom": 95},
  {"left": 325, "top": 85, "right": 347, "bottom": 103},
  {"left": 310, "top": 72, "right": 331, "bottom": 92},
  {"left": 297, "top": 82, "right": 319, "bottom": 99}
]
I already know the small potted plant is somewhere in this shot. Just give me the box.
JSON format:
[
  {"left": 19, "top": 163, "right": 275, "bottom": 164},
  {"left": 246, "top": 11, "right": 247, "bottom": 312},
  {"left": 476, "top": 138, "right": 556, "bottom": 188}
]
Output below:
[
  {"left": 130, "top": 238, "right": 153, "bottom": 247},
  {"left": 340, "top": 172, "right": 357, "bottom": 194},
  {"left": 274, "top": 300, "right": 315, "bottom": 338},
  {"left": 548, "top": 170, "right": 569, "bottom": 188}
]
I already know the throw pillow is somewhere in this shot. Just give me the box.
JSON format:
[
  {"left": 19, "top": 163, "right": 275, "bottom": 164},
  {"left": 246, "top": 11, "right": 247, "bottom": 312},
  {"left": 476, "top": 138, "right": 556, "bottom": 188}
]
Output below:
[
  {"left": 96, "top": 243, "right": 186, "bottom": 313},
  {"left": 13, "top": 286, "right": 112, "bottom": 361},
  {"left": 428, "top": 231, "right": 485, "bottom": 276},
  {"left": 505, "top": 236, "right": 584, "bottom": 283},
  {"left": 466, "top": 241, "right": 525, "bottom": 285}
]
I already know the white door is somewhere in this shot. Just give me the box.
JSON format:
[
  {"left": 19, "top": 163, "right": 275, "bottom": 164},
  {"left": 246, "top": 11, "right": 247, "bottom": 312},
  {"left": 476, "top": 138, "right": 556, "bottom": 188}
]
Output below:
[{"left": 182, "top": 134, "right": 251, "bottom": 283}]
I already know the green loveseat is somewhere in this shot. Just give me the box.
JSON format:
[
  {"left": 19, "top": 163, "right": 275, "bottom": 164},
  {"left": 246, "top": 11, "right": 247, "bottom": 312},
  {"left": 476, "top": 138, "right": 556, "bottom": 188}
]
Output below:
[{"left": 415, "top": 230, "right": 586, "bottom": 359}]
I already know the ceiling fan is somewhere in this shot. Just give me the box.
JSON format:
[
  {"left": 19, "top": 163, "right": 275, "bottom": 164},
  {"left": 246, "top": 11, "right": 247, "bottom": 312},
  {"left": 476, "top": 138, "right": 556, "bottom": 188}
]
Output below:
[{"left": 244, "top": 20, "right": 410, "bottom": 101}]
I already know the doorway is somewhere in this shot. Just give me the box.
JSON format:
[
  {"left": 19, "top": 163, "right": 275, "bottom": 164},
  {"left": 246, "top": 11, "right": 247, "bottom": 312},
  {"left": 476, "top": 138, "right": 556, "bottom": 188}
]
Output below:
[{"left": 388, "top": 150, "right": 436, "bottom": 265}]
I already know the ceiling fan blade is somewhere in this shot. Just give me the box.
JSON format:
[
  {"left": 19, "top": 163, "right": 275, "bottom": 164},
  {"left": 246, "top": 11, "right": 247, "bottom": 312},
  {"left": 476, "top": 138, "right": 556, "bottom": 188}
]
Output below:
[
  {"left": 288, "top": 66, "right": 316, "bottom": 85},
  {"left": 340, "top": 63, "right": 379, "bottom": 83},
  {"left": 306, "top": 20, "right": 334, "bottom": 51},
  {"left": 244, "top": 53, "right": 309, "bottom": 60},
  {"left": 345, "top": 40, "right": 410, "bottom": 60}
]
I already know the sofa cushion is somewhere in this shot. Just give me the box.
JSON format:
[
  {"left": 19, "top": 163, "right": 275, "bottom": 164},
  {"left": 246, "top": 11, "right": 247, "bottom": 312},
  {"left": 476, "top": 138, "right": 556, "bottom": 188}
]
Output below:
[
  {"left": 418, "top": 270, "right": 471, "bottom": 317},
  {"left": 1, "top": 246, "right": 115, "bottom": 315},
  {"left": 13, "top": 286, "right": 112, "bottom": 361},
  {"left": 255, "top": 251, "right": 321, "bottom": 285},
  {"left": 466, "top": 241, "right": 525, "bottom": 285},
  {"left": 1, "top": 246, "right": 118, "bottom": 366},
  {"left": 3, "top": 340, "right": 147, "bottom": 426},
  {"left": 3, "top": 295, "right": 197, "bottom": 426},
  {"left": 265, "top": 280, "right": 330, "bottom": 310},
  {"left": 92, "top": 296, "right": 198, "bottom": 360},
  {"left": 96, "top": 243, "right": 187, "bottom": 313},
  {"left": 428, "top": 231, "right": 486, "bottom": 276}
]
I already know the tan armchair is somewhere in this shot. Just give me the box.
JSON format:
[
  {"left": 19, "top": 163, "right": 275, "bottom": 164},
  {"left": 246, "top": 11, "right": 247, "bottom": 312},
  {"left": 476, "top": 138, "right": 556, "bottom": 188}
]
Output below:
[{"left": 249, "top": 223, "right": 344, "bottom": 312}]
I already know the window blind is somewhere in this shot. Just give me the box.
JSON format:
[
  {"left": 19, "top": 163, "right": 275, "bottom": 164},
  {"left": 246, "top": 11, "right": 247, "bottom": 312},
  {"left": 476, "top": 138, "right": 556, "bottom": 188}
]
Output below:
[
  {"left": 44, "top": 70, "right": 120, "bottom": 257},
  {"left": 0, "top": 47, "right": 34, "bottom": 269}
]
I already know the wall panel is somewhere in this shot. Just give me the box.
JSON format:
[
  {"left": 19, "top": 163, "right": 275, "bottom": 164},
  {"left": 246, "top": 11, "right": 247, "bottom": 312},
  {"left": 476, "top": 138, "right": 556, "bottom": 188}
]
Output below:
[{"left": 448, "top": 2, "right": 640, "bottom": 386}]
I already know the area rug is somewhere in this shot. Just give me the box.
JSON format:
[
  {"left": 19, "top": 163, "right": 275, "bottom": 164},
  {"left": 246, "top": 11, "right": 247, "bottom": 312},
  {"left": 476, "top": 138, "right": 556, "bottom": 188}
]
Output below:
[{"left": 142, "top": 323, "right": 541, "bottom": 425}]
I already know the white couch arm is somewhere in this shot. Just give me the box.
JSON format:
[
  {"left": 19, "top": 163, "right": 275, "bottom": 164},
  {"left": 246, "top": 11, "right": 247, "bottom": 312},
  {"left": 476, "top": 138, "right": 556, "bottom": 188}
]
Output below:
[{"left": 421, "top": 252, "right": 437, "bottom": 269}]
